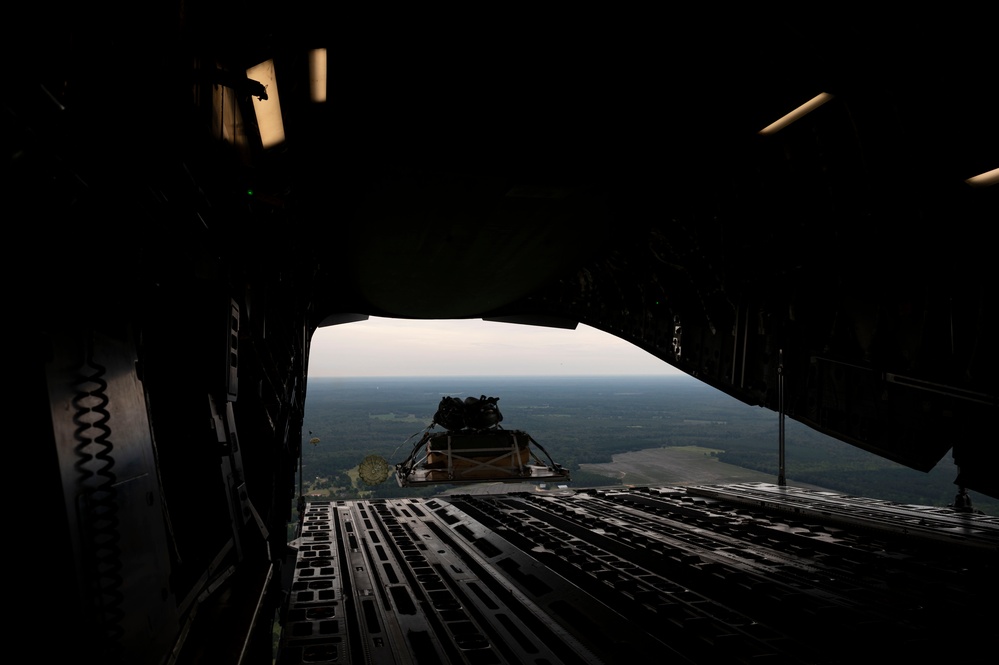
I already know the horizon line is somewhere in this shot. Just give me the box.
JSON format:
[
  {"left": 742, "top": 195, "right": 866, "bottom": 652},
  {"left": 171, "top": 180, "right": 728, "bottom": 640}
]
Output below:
[{"left": 308, "top": 373, "right": 695, "bottom": 380}]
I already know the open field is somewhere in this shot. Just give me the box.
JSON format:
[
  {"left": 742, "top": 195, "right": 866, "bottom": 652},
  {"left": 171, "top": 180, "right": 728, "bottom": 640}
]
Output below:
[{"left": 580, "top": 445, "right": 788, "bottom": 486}]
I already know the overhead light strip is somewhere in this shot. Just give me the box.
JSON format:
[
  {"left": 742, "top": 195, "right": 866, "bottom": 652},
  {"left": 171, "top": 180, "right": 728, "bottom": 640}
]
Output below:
[
  {"left": 310, "top": 48, "right": 327, "bottom": 102},
  {"left": 965, "top": 168, "right": 999, "bottom": 187},
  {"left": 759, "top": 92, "right": 834, "bottom": 135},
  {"left": 246, "top": 59, "right": 286, "bottom": 148}
]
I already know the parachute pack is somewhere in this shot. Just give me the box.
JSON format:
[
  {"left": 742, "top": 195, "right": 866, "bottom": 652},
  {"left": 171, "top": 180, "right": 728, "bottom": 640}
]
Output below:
[{"left": 432, "top": 395, "right": 503, "bottom": 431}]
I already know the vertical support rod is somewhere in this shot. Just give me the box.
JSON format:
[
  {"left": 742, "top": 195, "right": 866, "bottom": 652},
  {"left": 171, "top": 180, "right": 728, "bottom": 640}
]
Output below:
[
  {"left": 778, "top": 349, "right": 786, "bottom": 487},
  {"left": 297, "top": 437, "right": 305, "bottom": 527}
]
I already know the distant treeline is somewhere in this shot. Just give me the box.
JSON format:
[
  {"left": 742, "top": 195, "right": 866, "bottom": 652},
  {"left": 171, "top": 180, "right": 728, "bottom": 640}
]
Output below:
[{"left": 297, "top": 376, "right": 997, "bottom": 515}]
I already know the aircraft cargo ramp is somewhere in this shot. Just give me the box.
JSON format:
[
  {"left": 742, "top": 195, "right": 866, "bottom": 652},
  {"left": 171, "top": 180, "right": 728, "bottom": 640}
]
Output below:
[{"left": 277, "top": 484, "right": 997, "bottom": 665}]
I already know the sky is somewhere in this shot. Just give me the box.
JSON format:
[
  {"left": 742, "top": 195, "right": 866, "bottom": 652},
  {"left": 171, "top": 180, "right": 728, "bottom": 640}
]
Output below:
[{"left": 307, "top": 316, "right": 684, "bottom": 378}]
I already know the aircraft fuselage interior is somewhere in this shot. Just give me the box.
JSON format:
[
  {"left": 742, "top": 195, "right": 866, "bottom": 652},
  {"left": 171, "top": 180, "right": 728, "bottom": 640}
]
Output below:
[{"left": 16, "top": 6, "right": 996, "bottom": 665}]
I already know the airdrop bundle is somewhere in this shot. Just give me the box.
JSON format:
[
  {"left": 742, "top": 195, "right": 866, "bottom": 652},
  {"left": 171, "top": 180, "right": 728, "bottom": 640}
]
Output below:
[{"left": 395, "top": 395, "right": 570, "bottom": 487}]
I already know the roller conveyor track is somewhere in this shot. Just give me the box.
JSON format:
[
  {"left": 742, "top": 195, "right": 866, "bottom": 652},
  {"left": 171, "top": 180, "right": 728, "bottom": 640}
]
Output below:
[
  {"left": 685, "top": 482, "right": 999, "bottom": 550},
  {"left": 276, "top": 484, "right": 998, "bottom": 665}
]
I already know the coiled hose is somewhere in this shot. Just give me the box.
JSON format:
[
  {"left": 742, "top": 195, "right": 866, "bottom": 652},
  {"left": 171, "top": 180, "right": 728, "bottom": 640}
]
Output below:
[{"left": 72, "top": 348, "right": 125, "bottom": 662}]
